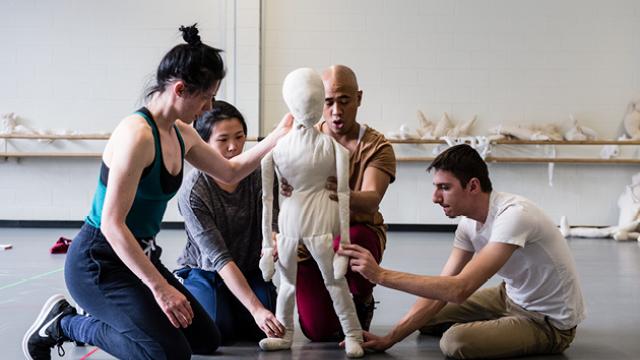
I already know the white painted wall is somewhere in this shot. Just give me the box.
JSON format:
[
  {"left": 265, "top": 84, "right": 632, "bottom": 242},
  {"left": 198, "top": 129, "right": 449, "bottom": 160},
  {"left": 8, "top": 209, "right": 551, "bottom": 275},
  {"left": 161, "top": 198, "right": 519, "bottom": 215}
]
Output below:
[
  {"left": 0, "top": 0, "right": 261, "bottom": 221},
  {"left": 262, "top": 0, "right": 640, "bottom": 226},
  {"left": 1, "top": 0, "right": 640, "bottom": 226}
]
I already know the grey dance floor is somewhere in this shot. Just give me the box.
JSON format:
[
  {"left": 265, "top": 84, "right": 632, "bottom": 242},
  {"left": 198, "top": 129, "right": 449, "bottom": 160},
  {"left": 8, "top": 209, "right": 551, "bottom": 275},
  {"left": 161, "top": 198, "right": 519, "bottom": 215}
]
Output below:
[{"left": 1, "top": 228, "right": 639, "bottom": 359}]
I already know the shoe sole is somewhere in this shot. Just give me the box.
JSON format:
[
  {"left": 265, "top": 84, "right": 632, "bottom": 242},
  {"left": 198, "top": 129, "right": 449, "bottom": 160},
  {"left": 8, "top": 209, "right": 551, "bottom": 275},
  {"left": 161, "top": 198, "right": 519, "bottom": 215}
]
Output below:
[{"left": 22, "top": 294, "right": 65, "bottom": 360}]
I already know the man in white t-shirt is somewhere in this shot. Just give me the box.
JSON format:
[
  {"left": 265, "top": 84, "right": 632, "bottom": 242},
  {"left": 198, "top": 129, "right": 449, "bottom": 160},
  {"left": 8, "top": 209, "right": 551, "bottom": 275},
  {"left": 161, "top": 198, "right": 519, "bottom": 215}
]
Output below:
[{"left": 339, "top": 144, "right": 585, "bottom": 359}]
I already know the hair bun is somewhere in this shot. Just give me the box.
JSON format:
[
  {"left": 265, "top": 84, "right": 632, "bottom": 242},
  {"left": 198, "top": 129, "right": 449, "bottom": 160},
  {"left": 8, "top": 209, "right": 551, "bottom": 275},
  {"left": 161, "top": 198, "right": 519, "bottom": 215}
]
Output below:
[{"left": 179, "top": 24, "right": 201, "bottom": 46}]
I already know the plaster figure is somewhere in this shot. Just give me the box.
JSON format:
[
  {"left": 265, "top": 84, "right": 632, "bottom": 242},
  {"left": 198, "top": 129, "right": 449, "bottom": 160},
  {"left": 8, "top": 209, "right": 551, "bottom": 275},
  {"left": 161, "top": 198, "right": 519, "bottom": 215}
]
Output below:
[
  {"left": 564, "top": 115, "right": 598, "bottom": 141},
  {"left": 623, "top": 98, "right": 640, "bottom": 139},
  {"left": 489, "top": 123, "right": 563, "bottom": 141},
  {"left": 560, "top": 172, "right": 640, "bottom": 241},
  {"left": 258, "top": 68, "right": 364, "bottom": 358}
]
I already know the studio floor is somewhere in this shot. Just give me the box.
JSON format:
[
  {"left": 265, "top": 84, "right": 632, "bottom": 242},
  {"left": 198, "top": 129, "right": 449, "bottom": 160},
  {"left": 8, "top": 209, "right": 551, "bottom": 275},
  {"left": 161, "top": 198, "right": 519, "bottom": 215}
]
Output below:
[{"left": 1, "top": 228, "right": 639, "bottom": 359}]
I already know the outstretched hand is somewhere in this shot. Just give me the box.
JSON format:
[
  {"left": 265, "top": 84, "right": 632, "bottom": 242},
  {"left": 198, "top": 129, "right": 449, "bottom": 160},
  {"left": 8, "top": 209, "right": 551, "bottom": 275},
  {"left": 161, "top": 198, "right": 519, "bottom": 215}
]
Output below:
[
  {"left": 253, "top": 307, "right": 285, "bottom": 338},
  {"left": 339, "top": 331, "right": 394, "bottom": 353},
  {"left": 337, "top": 244, "right": 383, "bottom": 284},
  {"left": 362, "top": 331, "right": 395, "bottom": 352}
]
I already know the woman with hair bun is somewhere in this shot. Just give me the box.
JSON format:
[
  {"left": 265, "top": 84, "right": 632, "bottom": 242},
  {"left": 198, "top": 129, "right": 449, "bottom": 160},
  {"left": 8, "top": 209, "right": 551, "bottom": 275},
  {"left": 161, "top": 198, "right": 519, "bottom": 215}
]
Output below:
[
  {"left": 175, "top": 100, "right": 285, "bottom": 345},
  {"left": 23, "top": 24, "right": 292, "bottom": 360}
]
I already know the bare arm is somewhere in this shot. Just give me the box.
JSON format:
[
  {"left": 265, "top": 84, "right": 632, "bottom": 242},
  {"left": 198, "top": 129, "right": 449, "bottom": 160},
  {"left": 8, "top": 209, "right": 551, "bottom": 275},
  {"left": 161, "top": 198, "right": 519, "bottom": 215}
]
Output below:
[
  {"left": 348, "top": 166, "right": 391, "bottom": 215},
  {"left": 309, "top": 166, "right": 390, "bottom": 214},
  {"left": 101, "top": 119, "right": 193, "bottom": 329},
  {"left": 218, "top": 261, "right": 285, "bottom": 337},
  {"left": 374, "top": 242, "right": 518, "bottom": 303},
  {"left": 180, "top": 114, "right": 292, "bottom": 184},
  {"left": 339, "top": 242, "right": 518, "bottom": 351},
  {"left": 375, "top": 248, "right": 473, "bottom": 349}
]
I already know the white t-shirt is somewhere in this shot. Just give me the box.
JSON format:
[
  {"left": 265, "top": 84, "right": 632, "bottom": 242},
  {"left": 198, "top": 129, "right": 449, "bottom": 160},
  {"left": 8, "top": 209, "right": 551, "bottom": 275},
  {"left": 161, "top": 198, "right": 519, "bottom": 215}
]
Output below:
[{"left": 454, "top": 191, "right": 586, "bottom": 330}]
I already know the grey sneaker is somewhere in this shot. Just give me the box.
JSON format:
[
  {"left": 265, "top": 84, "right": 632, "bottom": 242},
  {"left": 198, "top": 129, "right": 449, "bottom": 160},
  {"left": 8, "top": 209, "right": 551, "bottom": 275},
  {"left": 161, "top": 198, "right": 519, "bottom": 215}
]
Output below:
[{"left": 22, "top": 294, "right": 76, "bottom": 360}]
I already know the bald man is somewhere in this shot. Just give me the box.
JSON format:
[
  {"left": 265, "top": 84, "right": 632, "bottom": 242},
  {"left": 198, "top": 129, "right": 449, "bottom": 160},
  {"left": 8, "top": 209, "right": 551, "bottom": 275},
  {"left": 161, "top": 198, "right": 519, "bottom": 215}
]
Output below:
[{"left": 284, "top": 65, "right": 397, "bottom": 341}]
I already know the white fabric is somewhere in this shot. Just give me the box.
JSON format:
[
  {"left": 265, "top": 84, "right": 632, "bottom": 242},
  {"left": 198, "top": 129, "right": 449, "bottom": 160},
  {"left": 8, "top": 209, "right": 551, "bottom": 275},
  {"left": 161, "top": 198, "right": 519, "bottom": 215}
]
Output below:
[
  {"left": 259, "top": 68, "right": 363, "bottom": 357},
  {"left": 561, "top": 172, "right": 640, "bottom": 241},
  {"left": 454, "top": 191, "right": 586, "bottom": 330}
]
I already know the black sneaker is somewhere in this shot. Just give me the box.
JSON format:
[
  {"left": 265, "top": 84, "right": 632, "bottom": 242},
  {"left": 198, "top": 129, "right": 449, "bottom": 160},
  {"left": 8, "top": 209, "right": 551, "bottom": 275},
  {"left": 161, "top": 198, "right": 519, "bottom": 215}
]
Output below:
[
  {"left": 22, "top": 294, "right": 76, "bottom": 360},
  {"left": 354, "top": 294, "right": 377, "bottom": 331}
]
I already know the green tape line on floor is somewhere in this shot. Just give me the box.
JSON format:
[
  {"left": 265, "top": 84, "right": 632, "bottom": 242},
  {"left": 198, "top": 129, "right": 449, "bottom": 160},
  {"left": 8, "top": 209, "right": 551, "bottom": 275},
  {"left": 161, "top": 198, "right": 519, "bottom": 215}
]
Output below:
[{"left": 0, "top": 267, "right": 63, "bottom": 291}]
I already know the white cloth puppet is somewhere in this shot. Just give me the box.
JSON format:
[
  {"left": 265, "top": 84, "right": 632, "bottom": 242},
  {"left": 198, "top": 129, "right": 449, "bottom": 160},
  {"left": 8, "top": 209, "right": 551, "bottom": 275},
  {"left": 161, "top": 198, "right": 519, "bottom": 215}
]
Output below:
[
  {"left": 560, "top": 172, "right": 640, "bottom": 241},
  {"left": 258, "top": 68, "right": 364, "bottom": 358}
]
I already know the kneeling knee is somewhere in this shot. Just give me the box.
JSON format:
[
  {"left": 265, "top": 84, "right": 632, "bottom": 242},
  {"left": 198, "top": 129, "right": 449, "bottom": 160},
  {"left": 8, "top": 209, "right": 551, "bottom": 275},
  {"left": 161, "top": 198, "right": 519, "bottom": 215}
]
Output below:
[{"left": 439, "top": 327, "right": 474, "bottom": 359}]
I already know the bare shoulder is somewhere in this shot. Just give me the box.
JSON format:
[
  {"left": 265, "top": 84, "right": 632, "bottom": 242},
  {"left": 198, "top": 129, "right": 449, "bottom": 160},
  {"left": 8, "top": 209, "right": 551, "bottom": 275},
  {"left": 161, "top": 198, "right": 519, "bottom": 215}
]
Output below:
[
  {"left": 112, "top": 114, "right": 154, "bottom": 143},
  {"left": 104, "top": 114, "right": 154, "bottom": 165},
  {"left": 175, "top": 119, "right": 200, "bottom": 151}
]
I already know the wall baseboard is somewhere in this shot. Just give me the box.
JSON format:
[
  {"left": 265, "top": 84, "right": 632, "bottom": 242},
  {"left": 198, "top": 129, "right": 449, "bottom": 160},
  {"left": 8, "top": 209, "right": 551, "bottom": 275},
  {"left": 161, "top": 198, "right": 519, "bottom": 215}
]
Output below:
[{"left": 0, "top": 220, "right": 456, "bottom": 232}]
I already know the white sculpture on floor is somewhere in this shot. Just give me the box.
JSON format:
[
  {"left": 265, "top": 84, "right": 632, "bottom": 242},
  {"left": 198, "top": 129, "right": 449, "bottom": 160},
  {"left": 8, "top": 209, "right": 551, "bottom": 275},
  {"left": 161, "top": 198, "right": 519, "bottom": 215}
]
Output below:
[
  {"left": 560, "top": 172, "right": 640, "bottom": 241},
  {"left": 258, "top": 68, "right": 364, "bottom": 358}
]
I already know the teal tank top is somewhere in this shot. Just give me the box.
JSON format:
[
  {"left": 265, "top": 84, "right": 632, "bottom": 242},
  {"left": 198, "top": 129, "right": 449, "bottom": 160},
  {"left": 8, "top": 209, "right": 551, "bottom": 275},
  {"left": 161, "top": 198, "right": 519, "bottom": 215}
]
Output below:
[{"left": 86, "top": 107, "right": 185, "bottom": 238}]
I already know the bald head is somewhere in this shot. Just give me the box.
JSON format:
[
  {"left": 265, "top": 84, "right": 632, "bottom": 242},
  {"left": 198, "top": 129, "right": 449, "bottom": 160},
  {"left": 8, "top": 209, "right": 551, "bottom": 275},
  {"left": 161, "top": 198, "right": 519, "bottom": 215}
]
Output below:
[
  {"left": 322, "top": 65, "right": 359, "bottom": 93},
  {"left": 321, "top": 65, "right": 362, "bottom": 137}
]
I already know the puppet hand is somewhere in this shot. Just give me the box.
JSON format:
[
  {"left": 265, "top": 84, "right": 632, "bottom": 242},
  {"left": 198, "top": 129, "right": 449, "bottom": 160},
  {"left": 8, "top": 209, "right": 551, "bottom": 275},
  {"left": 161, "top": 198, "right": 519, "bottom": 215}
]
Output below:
[
  {"left": 260, "top": 248, "right": 276, "bottom": 281},
  {"left": 333, "top": 252, "right": 349, "bottom": 280}
]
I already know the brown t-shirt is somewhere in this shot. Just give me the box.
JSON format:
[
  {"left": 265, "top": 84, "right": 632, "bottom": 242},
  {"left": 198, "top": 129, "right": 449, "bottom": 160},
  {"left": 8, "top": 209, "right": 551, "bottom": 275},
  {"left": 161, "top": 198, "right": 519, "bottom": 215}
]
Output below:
[{"left": 298, "top": 122, "right": 396, "bottom": 260}]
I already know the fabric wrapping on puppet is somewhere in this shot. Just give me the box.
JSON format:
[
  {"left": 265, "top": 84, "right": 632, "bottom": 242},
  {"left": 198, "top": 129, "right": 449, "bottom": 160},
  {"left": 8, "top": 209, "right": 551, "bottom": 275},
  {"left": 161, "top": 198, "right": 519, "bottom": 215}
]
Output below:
[
  {"left": 333, "top": 139, "right": 351, "bottom": 279},
  {"left": 259, "top": 151, "right": 276, "bottom": 281}
]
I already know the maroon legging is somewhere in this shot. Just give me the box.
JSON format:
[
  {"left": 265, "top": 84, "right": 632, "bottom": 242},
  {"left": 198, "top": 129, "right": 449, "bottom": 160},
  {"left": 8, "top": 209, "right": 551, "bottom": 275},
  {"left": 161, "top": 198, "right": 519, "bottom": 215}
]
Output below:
[{"left": 296, "top": 224, "right": 383, "bottom": 341}]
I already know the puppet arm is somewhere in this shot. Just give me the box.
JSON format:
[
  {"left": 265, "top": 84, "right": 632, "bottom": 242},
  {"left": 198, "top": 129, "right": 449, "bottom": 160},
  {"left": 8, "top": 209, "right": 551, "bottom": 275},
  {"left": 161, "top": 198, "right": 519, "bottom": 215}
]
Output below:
[
  {"left": 333, "top": 141, "right": 351, "bottom": 279},
  {"left": 259, "top": 151, "right": 276, "bottom": 281}
]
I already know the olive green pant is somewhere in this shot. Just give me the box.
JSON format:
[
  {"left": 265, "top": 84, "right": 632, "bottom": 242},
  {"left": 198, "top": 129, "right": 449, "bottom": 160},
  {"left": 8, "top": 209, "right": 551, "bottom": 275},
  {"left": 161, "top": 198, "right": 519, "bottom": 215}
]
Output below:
[{"left": 420, "top": 283, "right": 576, "bottom": 359}]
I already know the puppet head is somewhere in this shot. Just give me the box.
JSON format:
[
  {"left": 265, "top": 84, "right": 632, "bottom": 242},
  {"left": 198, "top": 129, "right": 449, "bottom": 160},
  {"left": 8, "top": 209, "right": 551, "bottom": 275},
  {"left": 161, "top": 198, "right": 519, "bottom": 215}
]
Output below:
[{"left": 282, "top": 68, "right": 325, "bottom": 128}]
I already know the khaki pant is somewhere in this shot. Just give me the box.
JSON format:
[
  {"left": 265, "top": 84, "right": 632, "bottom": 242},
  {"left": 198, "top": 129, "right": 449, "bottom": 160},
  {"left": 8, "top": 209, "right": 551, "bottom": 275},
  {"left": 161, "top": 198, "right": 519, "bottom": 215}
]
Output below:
[{"left": 420, "top": 283, "right": 576, "bottom": 359}]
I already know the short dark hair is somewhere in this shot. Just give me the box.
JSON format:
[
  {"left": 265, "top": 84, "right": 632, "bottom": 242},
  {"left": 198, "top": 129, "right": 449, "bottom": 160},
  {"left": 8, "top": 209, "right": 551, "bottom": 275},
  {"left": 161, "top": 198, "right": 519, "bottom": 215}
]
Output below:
[
  {"left": 194, "top": 100, "right": 247, "bottom": 142},
  {"left": 146, "top": 24, "right": 226, "bottom": 98},
  {"left": 427, "top": 144, "right": 493, "bottom": 192}
]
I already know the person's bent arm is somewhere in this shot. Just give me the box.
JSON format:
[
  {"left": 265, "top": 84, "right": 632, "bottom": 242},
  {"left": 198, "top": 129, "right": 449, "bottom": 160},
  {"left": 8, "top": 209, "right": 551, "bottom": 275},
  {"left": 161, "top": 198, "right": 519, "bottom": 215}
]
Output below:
[
  {"left": 218, "top": 262, "right": 285, "bottom": 338},
  {"left": 374, "top": 242, "right": 518, "bottom": 303},
  {"left": 369, "top": 247, "right": 474, "bottom": 351},
  {"left": 182, "top": 113, "right": 292, "bottom": 184},
  {"left": 101, "top": 119, "right": 193, "bottom": 329},
  {"left": 339, "top": 242, "right": 518, "bottom": 351},
  {"left": 328, "top": 166, "right": 391, "bottom": 215}
]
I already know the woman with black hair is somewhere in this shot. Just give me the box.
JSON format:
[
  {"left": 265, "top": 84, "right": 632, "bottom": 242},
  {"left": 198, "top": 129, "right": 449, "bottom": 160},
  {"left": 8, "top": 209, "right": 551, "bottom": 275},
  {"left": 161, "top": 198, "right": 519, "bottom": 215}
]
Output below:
[
  {"left": 175, "top": 100, "right": 285, "bottom": 345},
  {"left": 23, "top": 25, "right": 292, "bottom": 360}
]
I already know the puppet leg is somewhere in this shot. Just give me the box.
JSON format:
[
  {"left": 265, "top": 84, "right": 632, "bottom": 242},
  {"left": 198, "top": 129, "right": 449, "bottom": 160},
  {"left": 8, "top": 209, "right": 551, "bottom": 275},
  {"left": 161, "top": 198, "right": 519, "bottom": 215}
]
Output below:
[
  {"left": 304, "top": 235, "right": 364, "bottom": 358},
  {"left": 560, "top": 216, "right": 616, "bottom": 238},
  {"left": 259, "top": 234, "right": 298, "bottom": 351}
]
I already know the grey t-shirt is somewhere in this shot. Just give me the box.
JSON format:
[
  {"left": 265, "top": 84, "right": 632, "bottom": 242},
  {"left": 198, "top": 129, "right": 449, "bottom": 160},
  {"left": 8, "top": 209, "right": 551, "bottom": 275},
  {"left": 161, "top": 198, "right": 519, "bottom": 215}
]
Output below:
[{"left": 176, "top": 168, "right": 278, "bottom": 274}]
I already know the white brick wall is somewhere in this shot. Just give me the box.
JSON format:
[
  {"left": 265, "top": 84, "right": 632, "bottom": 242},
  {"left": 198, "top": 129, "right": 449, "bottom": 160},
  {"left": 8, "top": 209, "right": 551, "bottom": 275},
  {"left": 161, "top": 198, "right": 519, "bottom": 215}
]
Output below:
[
  {"left": 1, "top": 0, "right": 640, "bottom": 226},
  {"left": 262, "top": 0, "right": 640, "bottom": 225},
  {"left": 0, "top": 0, "right": 254, "bottom": 221}
]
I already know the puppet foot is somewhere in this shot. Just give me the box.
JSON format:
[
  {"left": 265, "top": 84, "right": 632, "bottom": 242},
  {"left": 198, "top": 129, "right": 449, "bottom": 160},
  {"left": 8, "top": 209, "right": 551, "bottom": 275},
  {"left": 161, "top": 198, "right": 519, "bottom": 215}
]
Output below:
[
  {"left": 259, "top": 337, "right": 292, "bottom": 351},
  {"left": 344, "top": 337, "right": 364, "bottom": 358}
]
